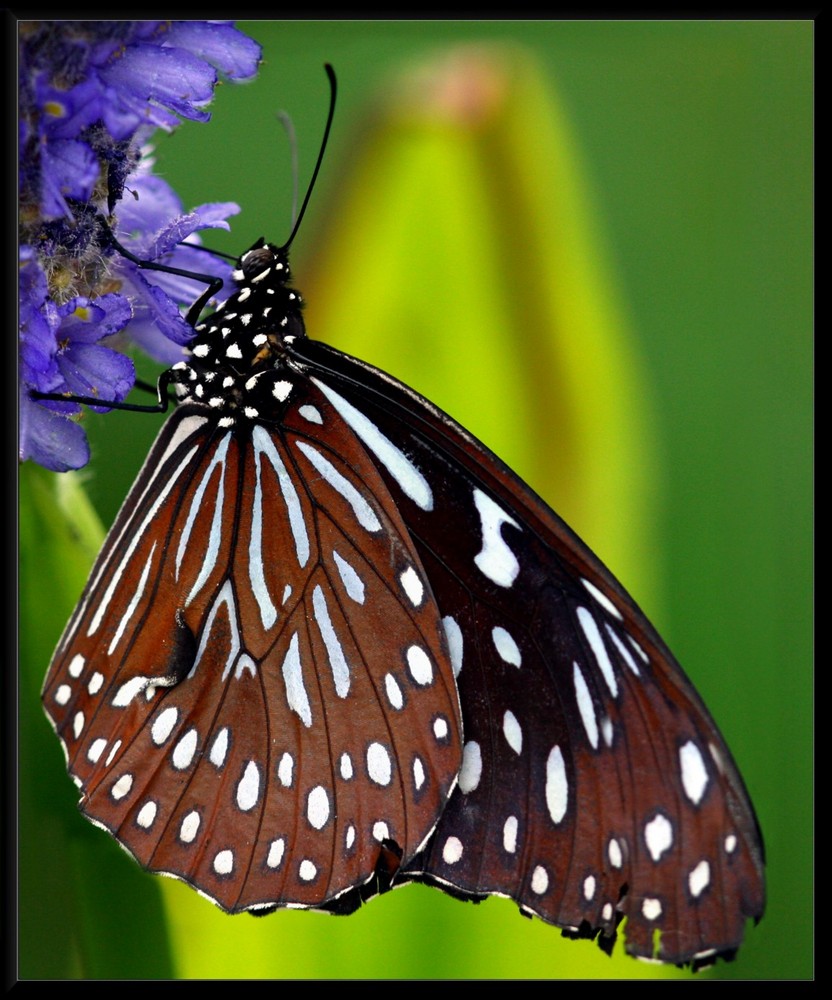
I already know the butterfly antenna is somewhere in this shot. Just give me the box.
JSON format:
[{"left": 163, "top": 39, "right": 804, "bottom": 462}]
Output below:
[
  {"left": 280, "top": 63, "right": 337, "bottom": 253},
  {"left": 276, "top": 110, "right": 300, "bottom": 226}
]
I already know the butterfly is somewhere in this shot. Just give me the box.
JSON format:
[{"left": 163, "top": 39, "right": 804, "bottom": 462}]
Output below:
[{"left": 40, "top": 68, "right": 764, "bottom": 969}]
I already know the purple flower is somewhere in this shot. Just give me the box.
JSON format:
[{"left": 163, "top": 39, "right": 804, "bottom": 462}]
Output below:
[
  {"left": 19, "top": 251, "right": 134, "bottom": 471},
  {"left": 111, "top": 171, "right": 240, "bottom": 364},
  {"left": 19, "top": 21, "right": 261, "bottom": 471}
]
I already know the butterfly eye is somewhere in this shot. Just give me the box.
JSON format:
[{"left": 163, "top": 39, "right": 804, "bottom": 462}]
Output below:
[{"left": 241, "top": 245, "right": 279, "bottom": 280}]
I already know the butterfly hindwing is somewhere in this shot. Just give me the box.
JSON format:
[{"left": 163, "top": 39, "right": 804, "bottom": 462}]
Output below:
[{"left": 291, "top": 338, "right": 765, "bottom": 965}]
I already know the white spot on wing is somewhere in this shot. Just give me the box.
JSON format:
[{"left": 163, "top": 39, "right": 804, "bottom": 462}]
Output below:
[
  {"left": 313, "top": 584, "right": 350, "bottom": 697},
  {"left": 253, "top": 425, "right": 310, "bottom": 573},
  {"left": 312, "top": 378, "right": 433, "bottom": 511},
  {"left": 111, "top": 675, "right": 152, "bottom": 707},
  {"left": 503, "top": 815, "right": 518, "bottom": 853},
  {"left": 442, "top": 616, "right": 463, "bottom": 677},
  {"left": 458, "top": 741, "right": 482, "bottom": 793},
  {"left": 412, "top": 756, "right": 425, "bottom": 791},
  {"left": 601, "top": 715, "right": 614, "bottom": 747},
  {"left": 406, "top": 645, "right": 433, "bottom": 686},
  {"left": 282, "top": 633, "right": 312, "bottom": 728},
  {"left": 573, "top": 662, "right": 599, "bottom": 749},
  {"left": 433, "top": 716, "right": 449, "bottom": 741},
  {"left": 644, "top": 812, "right": 674, "bottom": 861},
  {"left": 299, "top": 404, "right": 322, "bottom": 424},
  {"left": 689, "top": 859, "right": 710, "bottom": 897},
  {"left": 576, "top": 606, "right": 618, "bottom": 698},
  {"left": 531, "top": 865, "right": 549, "bottom": 895},
  {"left": 367, "top": 742, "right": 392, "bottom": 786},
  {"left": 492, "top": 625, "right": 522, "bottom": 667},
  {"left": 399, "top": 565, "right": 424, "bottom": 606},
  {"left": 210, "top": 727, "right": 229, "bottom": 767},
  {"left": 267, "top": 838, "right": 285, "bottom": 868},
  {"left": 179, "top": 811, "right": 200, "bottom": 843},
  {"left": 307, "top": 785, "right": 330, "bottom": 829},
  {"left": 628, "top": 633, "right": 649, "bottom": 664},
  {"left": 299, "top": 859, "right": 317, "bottom": 882},
  {"left": 272, "top": 379, "right": 292, "bottom": 402},
  {"left": 545, "top": 746, "right": 568, "bottom": 824},
  {"left": 606, "top": 624, "right": 641, "bottom": 676},
  {"left": 472, "top": 489, "right": 521, "bottom": 587},
  {"left": 384, "top": 673, "right": 404, "bottom": 710},
  {"left": 503, "top": 710, "right": 523, "bottom": 754},
  {"left": 679, "top": 739, "right": 710, "bottom": 805},
  {"left": 108, "top": 542, "right": 156, "bottom": 654},
  {"left": 236, "top": 761, "right": 260, "bottom": 811},
  {"left": 278, "top": 751, "right": 294, "bottom": 787},
  {"left": 151, "top": 707, "right": 178, "bottom": 746},
  {"left": 583, "top": 874, "right": 596, "bottom": 901},
  {"left": 296, "top": 441, "right": 381, "bottom": 532},
  {"left": 172, "top": 729, "right": 198, "bottom": 770},
  {"left": 213, "top": 850, "right": 234, "bottom": 875},
  {"left": 176, "top": 435, "right": 231, "bottom": 606},
  {"left": 137, "top": 801, "right": 157, "bottom": 829},
  {"left": 248, "top": 440, "right": 278, "bottom": 630},
  {"left": 83, "top": 426, "right": 202, "bottom": 639},
  {"left": 582, "top": 578, "right": 623, "bottom": 620},
  {"left": 442, "top": 836, "right": 463, "bottom": 864},
  {"left": 111, "top": 773, "right": 133, "bottom": 800},
  {"left": 235, "top": 653, "right": 256, "bottom": 679},
  {"left": 333, "top": 550, "right": 365, "bottom": 604}
]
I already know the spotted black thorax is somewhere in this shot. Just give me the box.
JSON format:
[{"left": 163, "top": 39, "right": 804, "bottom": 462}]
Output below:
[{"left": 171, "top": 239, "right": 307, "bottom": 427}]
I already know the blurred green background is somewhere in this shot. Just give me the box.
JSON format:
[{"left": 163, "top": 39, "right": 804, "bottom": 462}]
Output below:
[{"left": 20, "top": 20, "right": 812, "bottom": 979}]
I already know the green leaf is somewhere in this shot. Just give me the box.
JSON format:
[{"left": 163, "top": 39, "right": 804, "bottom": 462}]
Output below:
[{"left": 19, "top": 464, "right": 174, "bottom": 979}]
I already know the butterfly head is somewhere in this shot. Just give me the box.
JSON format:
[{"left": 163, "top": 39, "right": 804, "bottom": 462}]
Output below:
[{"left": 171, "top": 238, "right": 307, "bottom": 426}]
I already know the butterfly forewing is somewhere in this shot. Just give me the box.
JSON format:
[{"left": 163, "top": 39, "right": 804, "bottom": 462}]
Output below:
[
  {"left": 291, "top": 339, "right": 765, "bottom": 965},
  {"left": 43, "top": 394, "right": 462, "bottom": 912}
]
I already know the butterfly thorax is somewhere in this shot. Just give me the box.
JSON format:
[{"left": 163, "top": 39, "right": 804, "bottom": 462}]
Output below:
[{"left": 170, "top": 239, "right": 306, "bottom": 427}]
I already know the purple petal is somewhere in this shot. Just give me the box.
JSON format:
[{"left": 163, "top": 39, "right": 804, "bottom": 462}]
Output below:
[
  {"left": 146, "top": 202, "right": 240, "bottom": 258},
  {"left": 37, "top": 76, "right": 106, "bottom": 140},
  {"left": 163, "top": 22, "right": 262, "bottom": 80},
  {"left": 19, "top": 392, "right": 90, "bottom": 472},
  {"left": 58, "top": 343, "right": 135, "bottom": 411},
  {"left": 99, "top": 44, "right": 217, "bottom": 124},
  {"left": 40, "top": 139, "right": 99, "bottom": 219},
  {"left": 116, "top": 173, "right": 186, "bottom": 252},
  {"left": 57, "top": 294, "right": 133, "bottom": 343},
  {"left": 148, "top": 241, "right": 233, "bottom": 307},
  {"left": 117, "top": 314, "right": 191, "bottom": 366},
  {"left": 114, "top": 268, "right": 196, "bottom": 361}
]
